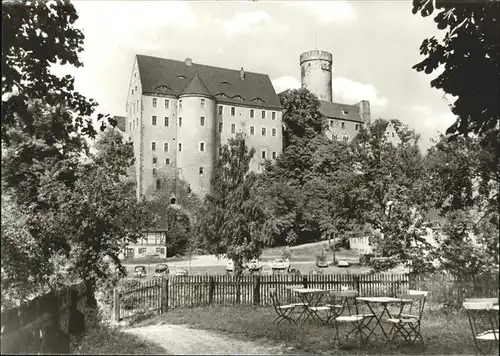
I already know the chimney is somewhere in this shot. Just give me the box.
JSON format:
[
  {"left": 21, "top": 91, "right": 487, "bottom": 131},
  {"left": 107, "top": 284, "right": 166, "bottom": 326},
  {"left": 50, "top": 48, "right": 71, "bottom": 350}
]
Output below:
[
  {"left": 185, "top": 58, "right": 192, "bottom": 66},
  {"left": 240, "top": 67, "right": 245, "bottom": 80}
]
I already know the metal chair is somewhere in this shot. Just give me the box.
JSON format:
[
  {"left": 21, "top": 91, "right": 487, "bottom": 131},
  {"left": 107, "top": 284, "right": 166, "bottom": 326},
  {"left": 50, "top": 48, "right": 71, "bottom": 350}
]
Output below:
[
  {"left": 463, "top": 301, "right": 499, "bottom": 354},
  {"left": 269, "top": 288, "right": 296, "bottom": 325},
  {"left": 386, "top": 293, "right": 427, "bottom": 346},
  {"left": 330, "top": 290, "right": 375, "bottom": 346}
]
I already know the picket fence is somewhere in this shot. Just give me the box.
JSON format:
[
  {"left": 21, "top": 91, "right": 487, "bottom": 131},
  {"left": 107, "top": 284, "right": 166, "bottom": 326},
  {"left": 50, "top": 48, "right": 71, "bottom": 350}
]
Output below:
[
  {"left": 114, "top": 273, "right": 410, "bottom": 321},
  {"left": 1, "top": 284, "right": 87, "bottom": 354}
]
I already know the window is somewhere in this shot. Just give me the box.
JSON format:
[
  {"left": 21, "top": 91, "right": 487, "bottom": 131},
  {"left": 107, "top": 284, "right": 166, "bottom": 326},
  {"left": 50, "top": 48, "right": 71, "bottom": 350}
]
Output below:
[
  {"left": 164, "top": 117, "right": 169, "bottom": 127},
  {"left": 201, "top": 99, "right": 205, "bottom": 107},
  {"left": 199, "top": 167, "right": 204, "bottom": 175},
  {"left": 250, "top": 109, "right": 254, "bottom": 118},
  {"left": 218, "top": 105, "right": 223, "bottom": 115},
  {"left": 165, "top": 99, "right": 169, "bottom": 109},
  {"left": 262, "top": 127, "right": 267, "bottom": 136},
  {"left": 151, "top": 142, "right": 156, "bottom": 151},
  {"left": 231, "top": 107, "right": 235, "bottom": 116},
  {"left": 132, "top": 89, "right": 134, "bottom": 95},
  {"left": 164, "top": 142, "right": 169, "bottom": 152},
  {"left": 392, "top": 132, "right": 395, "bottom": 137},
  {"left": 137, "top": 100, "right": 139, "bottom": 110},
  {"left": 152, "top": 115, "right": 157, "bottom": 125},
  {"left": 129, "top": 123, "right": 132, "bottom": 132},
  {"left": 330, "top": 120, "right": 334, "bottom": 128},
  {"left": 156, "top": 179, "right": 161, "bottom": 190},
  {"left": 355, "top": 124, "right": 359, "bottom": 130},
  {"left": 135, "top": 86, "right": 137, "bottom": 92},
  {"left": 231, "top": 124, "right": 236, "bottom": 133},
  {"left": 218, "top": 122, "right": 223, "bottom": 133},
  {"left": 152, "top": 168, "right": 157, "bottom": 176},
  {"left": 250, "top": 126, "right": 255, "bottom": 135},
  {"left": 156, "top": 247, "right": 165, "bottom": 254},
  {"left": 342, "top": 110, "right": 349, "bottom": 115},
  {"left": 179, "top": 117, "right": 182, "bottom": 127},
  {"left": 272, "top": 112, "right": 276, "bottom": 120},
  {"left": 136, "top": 118, "right": 139, "bottom": 127},
  {"left": 152, "top": 157, "right": 157, "bottom": 164},
  {"left": 153, "top": 98, "right": 157, "bottom": 108},
  {"left": 272, "top": 128, "right": 277, "bottom": 137},
  {"left": 261, "top": 110, "right": 266, "bottom": 119},
  {"left": 133, "top": 102, "right": 135, "bottom": 113},
  {"left": 165, "top": 158, "right": 170, "bottom": 165},
  {"left": 138, "top": 248, "right": 146, "bottom": 254},
  {"left": 178, "top": 143, "right": 182, "bottom": 152},
  {"left": 261, "top": 150, "right": 267, "bottom": 159},
  {"left": 272, "top": 152, "right": 277, "bottom": 159},
  {"left": 200, "top": 142, "right": 205, "bottom": 152},
  {"left": 343, "top": 135, "right": 349, "bottom": 143},
  {"left": 200, "top": 116, "right": 205, "bottom": 126},
  {"left": 341, "top": 122, "right": 345, "bottom": 129},
  {"left": 179, "top": 100, "right": 182, "bottom": 109}
]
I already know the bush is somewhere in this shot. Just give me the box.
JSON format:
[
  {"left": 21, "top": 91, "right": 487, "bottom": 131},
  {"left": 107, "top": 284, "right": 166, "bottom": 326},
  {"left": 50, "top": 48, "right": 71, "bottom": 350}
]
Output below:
[{"left": 281, "top": 247, "right": 292, "bottom": 260}]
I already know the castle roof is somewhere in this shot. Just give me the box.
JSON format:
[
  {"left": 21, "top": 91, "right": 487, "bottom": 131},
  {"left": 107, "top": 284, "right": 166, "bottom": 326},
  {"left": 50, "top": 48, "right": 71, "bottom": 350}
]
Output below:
[
  {"left": 180, "top": 71, "right": 213, "bottom": 98},
  {"left": 136, "top": 54, "right": 282, "bottom": 110},
  {"left": 114, "top": 115, "right": 126, "bottom": 132},
  {"left": 320, "top": 101, "right": 363, "bottom": 123}
]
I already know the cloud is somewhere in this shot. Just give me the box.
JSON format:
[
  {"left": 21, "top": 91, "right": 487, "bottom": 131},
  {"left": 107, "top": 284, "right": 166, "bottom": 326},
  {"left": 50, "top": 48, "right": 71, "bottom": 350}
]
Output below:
[
  {"left": 271, "top": 76, "right": 301, "bottom": 94},
  {"left": 333, "top": 77, "right": 388, "bottom": 106},
  {"left": 410, "top": 106, "right": 456, "bottom": 131},
  {"left": 286, "top": 1, "right": 357, "bottom": 24},
  {"left": 223, "top": 10, "right": 288, "bottom": 37}
]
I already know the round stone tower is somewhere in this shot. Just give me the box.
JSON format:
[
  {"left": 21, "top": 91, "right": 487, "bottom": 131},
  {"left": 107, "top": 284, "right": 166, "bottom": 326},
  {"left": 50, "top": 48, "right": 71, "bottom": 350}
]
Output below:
[{"left": 300, "top": 50, "right": 333, "bottom": 102}]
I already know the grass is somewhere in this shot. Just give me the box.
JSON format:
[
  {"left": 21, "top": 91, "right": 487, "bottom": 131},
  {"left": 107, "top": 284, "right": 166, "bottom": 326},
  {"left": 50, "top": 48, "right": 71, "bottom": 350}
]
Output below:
[
  {"left": 130, "top": 305, "right": 498, "bottom": 355},
  {"left": 70, "top": 322, "right": 167, "bottom": 355}
]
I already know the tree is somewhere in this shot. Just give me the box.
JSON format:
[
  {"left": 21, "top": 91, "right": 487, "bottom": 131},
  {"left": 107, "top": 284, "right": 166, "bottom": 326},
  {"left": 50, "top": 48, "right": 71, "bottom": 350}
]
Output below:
[
  {"left": 196, "top": 134, "right": 272, "bottom": 276},
  {"left": 412, "top": 0, "right": 499, "bottom": 144}
]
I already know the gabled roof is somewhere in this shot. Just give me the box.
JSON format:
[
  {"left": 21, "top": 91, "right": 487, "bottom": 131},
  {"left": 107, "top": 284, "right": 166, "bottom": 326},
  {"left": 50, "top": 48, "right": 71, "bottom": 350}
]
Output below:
[
  {"left": 180, "top": 72, "right": 213, "bottom": 97},
  {"left": 136, "top": 54, "right": 281, "bottom": 110},
  {"left": 320, "top": 101, "right": 363, "bottom": 123},
  {"left": 114, "top": 116, "right": 126, "bottom": 132}
]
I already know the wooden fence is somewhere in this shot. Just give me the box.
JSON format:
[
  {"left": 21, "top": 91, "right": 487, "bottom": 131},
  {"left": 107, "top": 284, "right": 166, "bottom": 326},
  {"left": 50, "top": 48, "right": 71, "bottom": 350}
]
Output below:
[{"left": 1, "top": 284, "right": 87, "bottom": 354}]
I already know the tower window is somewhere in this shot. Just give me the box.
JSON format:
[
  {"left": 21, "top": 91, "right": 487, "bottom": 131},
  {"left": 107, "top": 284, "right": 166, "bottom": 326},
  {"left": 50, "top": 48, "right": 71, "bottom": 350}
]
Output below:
[
  {"left": 200, "top": 142, "right": 205, "bottom": 152},
  {"left": 156, "top": 179, "right": 161, "bottom": 190},
  {"left": 218, "top": 122, "right": 223, "bottom": 133},
  {"left": 165, "top": 99, "right": 169, "bottom": 109},
  {"left": 164, "top": 117, "right": 169, "bottom": 127},
  {"left": 151, "top": 142, "right": 156, "bottom": 151},
  {"left": 152, "top": 115, "right": 157, "bottom": 126},
  {"left": 152, "top": 157, "right": 157, "bottom": 164},
  {"left": 272, "top": 112, "right": 276, "bottom": 120},
  {"left": 218, "top": 105, "right": 223, "bottom": 115},
  {"left": 201, "top": 99, "right": 205, "bottom": 108},
  {"left": 341, "top": 122, "right": 345, "bottom": 129},
  {"left": 250, "top": 126, "right": 255, "bottom": 135},
  {"left": 179, "top": 117, "right": 182, "bottom": 127},
  {"left": 231, "top": 124, "right": 236, "bottom": 133},
  {"left": 165, "top": 158, "right": 170, "bottom": 165},
  {"left": 261, "top": 150, "right": 267, "bottom": 159},
  {"left": 262, "top": 127, "right": 267, "bottom": 136},
  {"left": 272, "top": 128, "right": 277, "bottom": 137},
  {"left": 200, "top": 116, "right": 205, "bottom": 126},
  {"left": 153, "top": 98, "right": 157, "bottom": 108},
  {"left": 199, "top": 167, "right": 204, "bottom": 175},
  {"left": 231, "top": 107, "right": 235, "bottom": 116},
  {"left": 261, "top": 111, "right": 266, "bottom": 119},
  {"left": 178, "top": 143, "right": 182, "bottom": 152},
  {"left": 179, "top": 100, "right": 182, "bottom": 109},
  {"left": 250, "top": 109, "right": 254, "bottom": 118},
  {"left": 164, "top": 142, "right": 169, "bottom": 152}
]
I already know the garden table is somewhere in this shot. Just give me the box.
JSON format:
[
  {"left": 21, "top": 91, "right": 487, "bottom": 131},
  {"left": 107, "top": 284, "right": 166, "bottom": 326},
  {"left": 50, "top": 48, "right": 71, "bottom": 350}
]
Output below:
[
  {"left": 356, "top": 296, "right": 413, "bottom": 341},
  {"left": 289, "top": 288, "right": 332, "bottom": 324}
]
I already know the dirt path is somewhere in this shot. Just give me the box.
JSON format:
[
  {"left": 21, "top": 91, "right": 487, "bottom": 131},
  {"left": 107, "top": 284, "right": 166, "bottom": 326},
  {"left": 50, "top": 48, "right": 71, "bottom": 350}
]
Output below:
[{"left": 125, "top": 324, "right": 291, "bottom": 355}]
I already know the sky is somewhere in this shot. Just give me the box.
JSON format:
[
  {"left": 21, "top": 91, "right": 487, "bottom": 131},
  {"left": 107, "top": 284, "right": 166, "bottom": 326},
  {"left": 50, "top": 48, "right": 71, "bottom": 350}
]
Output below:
[{"left": 60, "top": 0, "right": 457, "bottom": 151}]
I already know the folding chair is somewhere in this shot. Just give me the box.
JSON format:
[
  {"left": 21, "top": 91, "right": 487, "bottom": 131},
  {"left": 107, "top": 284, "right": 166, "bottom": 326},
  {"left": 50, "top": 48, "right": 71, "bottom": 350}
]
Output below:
[
  {"left": 463, "top": 301, "right": 499, "bottom": 354},
  {"left": 270, "top": 288, "right": 296, "bottom": 325},
  {"left": 330, "top": 290, "right": 375, "bottom": 346},
  {"left": 386, "top": 292, "right": 427, "bottom": 346}
]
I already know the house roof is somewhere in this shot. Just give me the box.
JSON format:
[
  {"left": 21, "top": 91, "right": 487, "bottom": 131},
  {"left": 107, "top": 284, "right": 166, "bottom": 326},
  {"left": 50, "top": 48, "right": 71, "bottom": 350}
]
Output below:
[
  {"left": 114, "top": 116, "right": 126, "bottom": 132},
  {"left": 136, "top": 54, "right": 282, "bottom": 110},
  {"left": 320, "top": 101, "right": 363, "bottom": 123},
  {"left": 180, "top": 71, "right": 213, "bottom": 98}
]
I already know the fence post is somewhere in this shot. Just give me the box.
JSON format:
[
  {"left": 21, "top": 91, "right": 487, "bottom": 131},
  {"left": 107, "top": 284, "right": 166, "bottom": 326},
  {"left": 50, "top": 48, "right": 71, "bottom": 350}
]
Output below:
[
  {"left": 209, "top": 276, "right": 215, "bottom": 305},
  {"left": 253, "top": 275, "right": 261, "bottom": 306},
  {"left": 68, "top": 287, "right": 85, "bottom": 336},
  {"left": 113, "top": 288, "right": 120, "bottom": 322},
  {"left": 302, "top": 275, "right": 308, "bottom": 289}
]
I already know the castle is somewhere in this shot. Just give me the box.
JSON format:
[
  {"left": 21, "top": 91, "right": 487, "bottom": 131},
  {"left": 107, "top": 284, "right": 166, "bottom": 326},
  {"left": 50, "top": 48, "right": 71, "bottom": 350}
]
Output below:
[{"left": 116, "top": 50, "right": 374, "bottom": 200}]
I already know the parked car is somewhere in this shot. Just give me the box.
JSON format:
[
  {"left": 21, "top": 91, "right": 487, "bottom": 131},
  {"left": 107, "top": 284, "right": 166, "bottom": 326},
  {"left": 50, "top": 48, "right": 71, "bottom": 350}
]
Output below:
[
  {"left": 171, "top": 266, "right": 189, "bottom": 276},
  {"left": 153, "top": 263, "right": 169, "bottom": 277},
  {"left": 245, "top": 259, "right": 262, "bottom": 272},
  {"left": 316, "top": 259, "right": 329, "bottom": 268},
  {"left": 270, "top": 259, "right": 290, "bottom": 271},
  {"left": 338, "top": 260, "right": 350, "bottom": 268},
  {"left": 133, "top": 265, "right": 147, "bottom": 278}
]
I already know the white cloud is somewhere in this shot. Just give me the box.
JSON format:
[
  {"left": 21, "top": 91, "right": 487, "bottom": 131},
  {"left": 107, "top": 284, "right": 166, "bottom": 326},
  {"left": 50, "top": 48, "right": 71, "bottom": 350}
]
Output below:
[
  {"left": 333, "top": 77, "right": 388, "bottom": 107},
  {"left": 223, "top": 10, "right": 288, "bottom": 37},
  {"left": 286, "top": 1, "right": 357, "bottom": 24},
  {"left": 271, "top": 76, "right": 301, "bottom": 94},
  {"left": 411, "top": 106, "right": 456, "bottom": 131}
]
